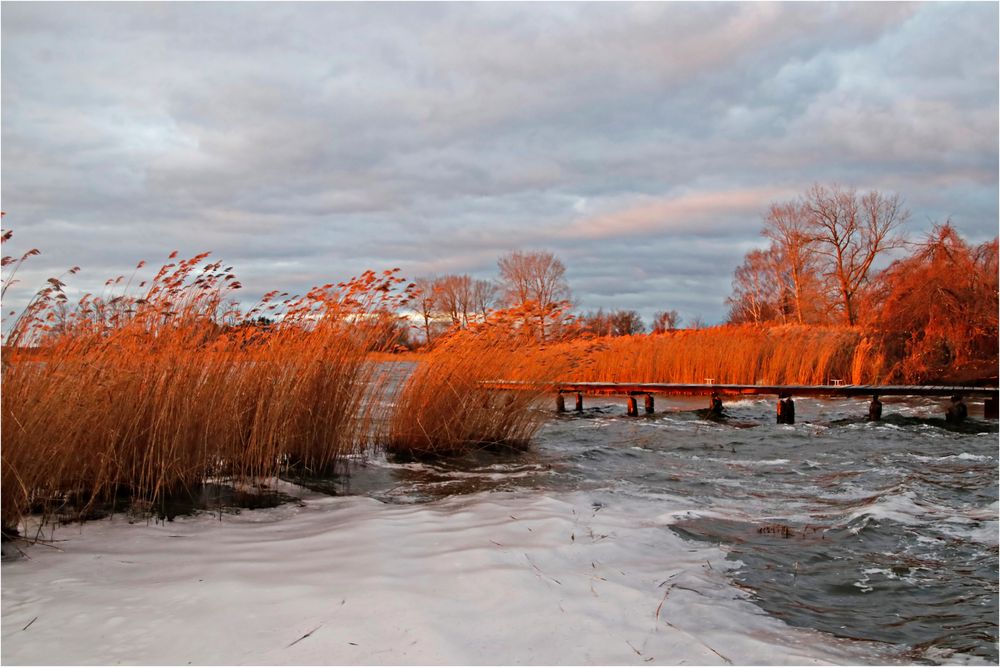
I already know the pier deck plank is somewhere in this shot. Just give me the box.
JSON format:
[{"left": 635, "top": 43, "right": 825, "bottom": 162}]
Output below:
[{"left": 482, "top": 381, "right": 999, "bottom": 398}]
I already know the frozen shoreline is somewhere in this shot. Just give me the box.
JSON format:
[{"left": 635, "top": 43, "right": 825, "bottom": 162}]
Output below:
[{"left": 3, "top": 486, "right": 901, "bottom": 665}]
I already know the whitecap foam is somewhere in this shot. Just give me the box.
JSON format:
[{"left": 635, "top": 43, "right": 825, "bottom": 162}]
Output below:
[
  {"left": 937, "top": 519, "right": 1000, "bottom": 546},
  {"left": 957, "top": 452, "right": 993, "bottom": 461},
  {"left": 909, "top": 452, "right": 994, "bottom": 463},
  {"left": 846, "top": 491, "right": 928, "bottom": 526}
]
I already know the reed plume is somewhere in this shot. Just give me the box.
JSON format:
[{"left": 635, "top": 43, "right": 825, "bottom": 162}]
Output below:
[
  {"left": 379, "top": 304, "right": 574, "bottom": 458},
  {"left": 1, "top": 244, "right": 413, "bottom": 532}
]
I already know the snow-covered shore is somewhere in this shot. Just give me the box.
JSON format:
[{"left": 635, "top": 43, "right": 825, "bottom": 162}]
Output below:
[{"left": 2, "top": 486, "right": 895, "bottom": 665}]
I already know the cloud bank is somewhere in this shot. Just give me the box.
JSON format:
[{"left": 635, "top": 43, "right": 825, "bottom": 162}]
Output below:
[{"left": 2, "top": 2, "right": 997, "bottom": 325}]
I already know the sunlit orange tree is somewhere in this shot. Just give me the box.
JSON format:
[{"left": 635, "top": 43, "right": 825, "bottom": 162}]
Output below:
[{"left": 866, "top": 223, "right": 998, "bottom": 383}]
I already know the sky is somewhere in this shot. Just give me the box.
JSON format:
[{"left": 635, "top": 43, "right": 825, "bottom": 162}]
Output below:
[{"left": 2, "top": 2, "right": 997, "bottom": 327}]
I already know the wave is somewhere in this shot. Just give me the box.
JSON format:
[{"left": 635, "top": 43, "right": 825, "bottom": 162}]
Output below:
[{"left": 908, "top": 452, "right": 994, "bottom": 463}]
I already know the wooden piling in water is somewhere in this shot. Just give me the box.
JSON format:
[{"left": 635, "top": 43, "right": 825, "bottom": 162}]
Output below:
[
  {"left": 776, "top": 394, "right": 795, "bottom": 424},
  {"left": 708, "top": 392, "right": 723, "bottom": 417},
  {"left": 946, "top": 395, "right": 967, "bottom": 424},
  {"left": 482, "top": 381, "right": 999, "bottom": 422},
  {"left": 644, "top": 394, "right": 655, "bottom": 414},
  {"left": 626, "top": 395, "right": 638, "bottom": 417},
  {"left": 985, "top": 396, "right": 998, "bottom": 420},
  {"left": 868, "top": 395, "right": 882, "bottom": 421}
]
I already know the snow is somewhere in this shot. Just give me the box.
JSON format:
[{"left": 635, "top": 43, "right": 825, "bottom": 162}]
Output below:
[{"left": 2, "top": 486, "right": 897, "bottom": 665}]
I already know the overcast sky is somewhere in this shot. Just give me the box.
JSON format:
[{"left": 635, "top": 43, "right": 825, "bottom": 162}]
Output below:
[{"left": 2, "top": 2, "right": 997, "bottom": 326}]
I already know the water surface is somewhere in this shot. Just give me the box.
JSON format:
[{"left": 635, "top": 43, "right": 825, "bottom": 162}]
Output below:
[{"left": 323, "top": 393, "right": 998, "bottom": 664}]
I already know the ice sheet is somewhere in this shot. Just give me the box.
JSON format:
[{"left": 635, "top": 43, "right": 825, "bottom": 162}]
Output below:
[{"left": 2, "top": 487, "right": 898, "bottom": 665}]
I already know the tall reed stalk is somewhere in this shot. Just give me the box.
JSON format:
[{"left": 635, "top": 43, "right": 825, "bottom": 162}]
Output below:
[
  {"left": 517, "top": 325, "right": 886, "bottom": 386},
  {"left": 1, "top": 248, "right": 412, "bottom": 532},
  {"left": 379, "top": 307, "right": 573, "bottom": 458}
]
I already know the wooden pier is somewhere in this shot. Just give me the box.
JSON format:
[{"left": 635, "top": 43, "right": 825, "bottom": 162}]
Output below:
[{"left": 482, "top": 381, "right": 1000, "bottom": 422}]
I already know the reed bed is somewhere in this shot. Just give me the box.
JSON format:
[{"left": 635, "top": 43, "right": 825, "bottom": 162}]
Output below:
[
  {"left": 1, "top": 251, "right": 411, "bottom": 532},
  {"left": 1, "top": 238, "right": 891, "bottom": 535},
  {"left": 520, "top": 325, "right": 887, "bottom": 386},
  {"left": 379, "top": 307, "right": 574, "bottom": 458}
]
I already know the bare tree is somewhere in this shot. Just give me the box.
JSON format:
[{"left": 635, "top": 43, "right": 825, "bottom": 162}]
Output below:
[
  {"left": 412, "top": 277, "right": 444, "bottom": 347},
  {"left": 581, "top": 308, "right": 644, "bottom": 336},
  {"left": 497, "top": 250, "right": 571, "bottom": 342},
  {"left": 414, "top": 275, "right": 496, "bottom": 342},
  {"left": 651, "top": 310, "right": 681, "bottom": 333},
  {"left": 762, "top": 201, "right": 822, "bottom": 324},
  {"left": 471, "top": 279, "right": 498, "bottom": 321},
  {"left": 726, "top": 247, "right": 782, "bottom": 325},
  {"left": 580, "top": 308, "right": 612, "bottom": 336},
  {"left": 804, "top": 184, "right": 908, "bottom": 326},
  {"left": 609, "top": 309, "right": 645, "bottom": 336},
  {"left": 434, "top": 274, "right": 474, "bottom": 328}
]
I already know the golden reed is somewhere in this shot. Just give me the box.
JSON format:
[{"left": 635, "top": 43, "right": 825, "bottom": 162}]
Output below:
[
  {"left": 1, "top": 246, "right": 412, "bottom": 532},
  {"left": 378, "top": 305, "right": 574, "bottom": 458},
  {"left": 526, "top": 325, "right": 886, "bottom": 386}
]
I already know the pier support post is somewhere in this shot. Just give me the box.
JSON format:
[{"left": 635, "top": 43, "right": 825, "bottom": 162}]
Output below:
[
  {"left": 575, "top": 392, "right": 584, "bottom": 413},
  {"left": 627, "top": 395, "right": 639, "bottom": 417},
  {"left": 708, "top": 391, "right": 723, "bottom": 417},
  {"left": 985, "top": 396, "right": 998, "bottom": 420},
  {"left": 946, "top": 395, "right": 967, "bottom": 424},
  {"left": 644, "top": 394, "right": 655, "bottom": 415},
  {"left": 777, "top": 393, "right": 795, "bottom": 425},
  {"left": 868, "top": 394, "right": 882, "bottom": 421},
  {"left": 556, "top": 392, "right": 566, "bottom": 413}
]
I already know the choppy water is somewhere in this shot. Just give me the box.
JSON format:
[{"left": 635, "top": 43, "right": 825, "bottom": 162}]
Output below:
[{"left": 296, "top": 392, "right": 999, "bottom": 664}]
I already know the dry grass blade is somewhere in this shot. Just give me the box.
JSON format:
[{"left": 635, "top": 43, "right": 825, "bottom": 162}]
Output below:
[{"left": 286, "top": 625, "right": 323, "bottom": 648}]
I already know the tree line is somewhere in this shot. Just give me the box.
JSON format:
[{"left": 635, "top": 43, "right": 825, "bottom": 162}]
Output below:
[
  {"left": 726, "top": 184, "right": 909, "bottom": 327},
  {"left": 410, "top": 250, "right": 572, "bottom": 346},
  {"left": 726, "top": 184, "right": 997, "bottom": 382},
  {"left": 407, "top": 251, "right": 689, "bottom": 348},
  {"left": 406, "top": 183, "right": 996, "bottom": 382},
  {"left": 253, "top": 180, "right": 995, "bottom": 383},
  {"left": 6, "top": 179, "right": 994, "bottom": 383},
  {"left": 227, "top": 181, "right": 995, "bottom": 382}
]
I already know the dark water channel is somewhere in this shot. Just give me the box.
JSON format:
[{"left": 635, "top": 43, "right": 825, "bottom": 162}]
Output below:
[{"left": 303, "top": 393, "right": 998, "bottom": 664}]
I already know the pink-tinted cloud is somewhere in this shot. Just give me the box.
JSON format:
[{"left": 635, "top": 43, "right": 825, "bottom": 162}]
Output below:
[{"left": 557, "top": 187, "right": 796, "bottom": 241}]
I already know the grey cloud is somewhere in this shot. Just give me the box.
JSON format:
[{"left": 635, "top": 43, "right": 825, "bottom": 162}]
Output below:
[{"left": 2, "top": 2, "right": 996, "bottom": 327}]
